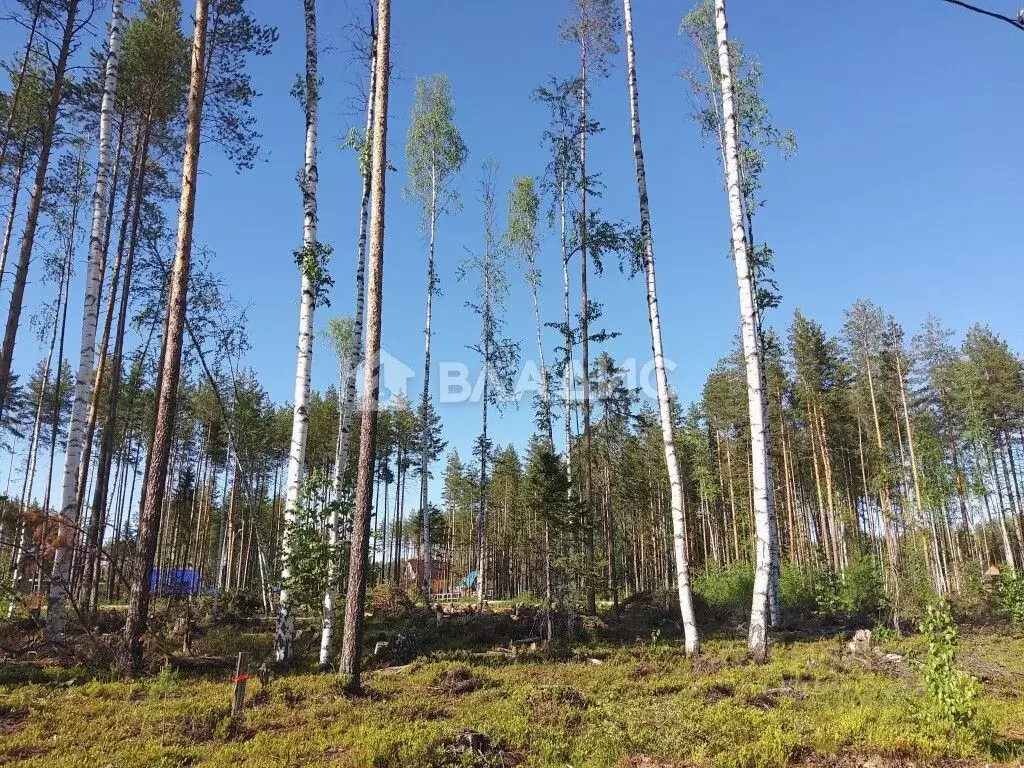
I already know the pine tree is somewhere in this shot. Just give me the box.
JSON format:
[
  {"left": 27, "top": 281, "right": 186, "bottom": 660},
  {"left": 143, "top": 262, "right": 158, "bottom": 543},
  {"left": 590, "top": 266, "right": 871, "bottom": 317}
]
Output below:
[{"left": 340, "top": 0, "right": 390, "bottom": 691}]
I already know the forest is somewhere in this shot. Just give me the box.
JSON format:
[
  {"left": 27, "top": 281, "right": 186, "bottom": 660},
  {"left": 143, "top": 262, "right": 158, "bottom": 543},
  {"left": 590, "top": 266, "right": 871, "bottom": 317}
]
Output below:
[{"left": 1, "top": 0, "right": 1023, "bottom": 766}]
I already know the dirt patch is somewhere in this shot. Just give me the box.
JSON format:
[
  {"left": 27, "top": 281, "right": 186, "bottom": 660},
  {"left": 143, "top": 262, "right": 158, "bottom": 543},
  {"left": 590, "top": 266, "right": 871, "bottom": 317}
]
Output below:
[
  {"left": 0, "top": 745, "right": 49, "bottom": 764},
  {"left": 0, "top": 704, "right": 29, "bottom": 736},
  {"left": 692, "top": 656, "right": 728, "bottom": 677},
  {"left": 703, "top": 682, "right": 734, "bottom": 705},
  {"left": 431, "top": 666, "right": 489, "bottom": 695},
  {"left": 442, "top": 728, "right": 525, "bottom": 767},
  {"left": 630, "top": 663, "right": 652, "bottom": 680},
  {"left": 744, "top": 691, "right": 780, "bottom": 710}
]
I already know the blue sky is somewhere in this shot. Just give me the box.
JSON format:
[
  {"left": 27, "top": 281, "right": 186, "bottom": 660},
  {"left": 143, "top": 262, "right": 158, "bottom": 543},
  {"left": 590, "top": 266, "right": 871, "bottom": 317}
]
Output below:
[{"left": 4, "top": 0, "right": 1024, "bottom": 500}]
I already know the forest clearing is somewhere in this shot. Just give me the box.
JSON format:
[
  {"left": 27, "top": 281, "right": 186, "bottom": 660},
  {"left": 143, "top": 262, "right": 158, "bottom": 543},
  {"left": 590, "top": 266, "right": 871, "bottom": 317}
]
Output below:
[
  {"left": 3, "top": 587, "right": 1024, "bottom": 768},
  {"left": 1, "top": 0, "right": 1023, "bottom": 765}
]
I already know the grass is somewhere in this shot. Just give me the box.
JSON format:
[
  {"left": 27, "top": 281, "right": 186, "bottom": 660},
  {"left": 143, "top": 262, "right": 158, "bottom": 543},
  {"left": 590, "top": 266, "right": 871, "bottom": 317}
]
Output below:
[{"left": 1, "top": 605, "right": 1024, "bottom": 767}]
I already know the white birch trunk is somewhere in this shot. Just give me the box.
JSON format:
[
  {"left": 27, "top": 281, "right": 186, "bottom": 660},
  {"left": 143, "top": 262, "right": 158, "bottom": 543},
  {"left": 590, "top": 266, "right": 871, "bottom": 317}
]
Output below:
[
  {"left": 623, "top": 0, "right": 699, "bottom": 654},
  {"left": 714, "top": 0, "right": 774, "bottom": 663},
  {"left": 319, "top": 37, "right": 376, "bottom": 668},
  {"left": 276, "top": 0, "right": 319, "bottom": 662},
  {"left": 46, "top": 0, "right": 124, "bottom": 637}
]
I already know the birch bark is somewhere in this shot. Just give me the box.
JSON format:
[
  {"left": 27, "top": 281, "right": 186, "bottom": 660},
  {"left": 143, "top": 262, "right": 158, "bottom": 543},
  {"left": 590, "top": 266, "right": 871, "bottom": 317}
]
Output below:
[
  {"left": 714, "top": 0, "right": 773, "bottom": 662},
  {"left": 622, "top": 0, "right": 699, "bottom": 654},
  {"left": 275, "top": 0, "right": 320, "bottom": 663},
  {"left": 47, "top": 0, "right": 124, "bottom": 636}
]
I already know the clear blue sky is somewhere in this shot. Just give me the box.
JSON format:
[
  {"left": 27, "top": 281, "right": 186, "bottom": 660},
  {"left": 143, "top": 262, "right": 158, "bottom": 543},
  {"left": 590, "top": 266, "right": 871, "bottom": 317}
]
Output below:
[{"left": 5, "top": 0, "right": 1024, "bottom": 500}]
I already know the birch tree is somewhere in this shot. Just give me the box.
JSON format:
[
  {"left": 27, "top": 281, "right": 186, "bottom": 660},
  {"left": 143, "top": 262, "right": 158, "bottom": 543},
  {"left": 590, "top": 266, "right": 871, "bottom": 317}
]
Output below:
[
  {"left": 276, "top": 0, "right": 328, "bottom": 664},
  {"left": 507, "top": 176, "right": 554, "bottom": 447},
  {"left": 340, "top": 0, "right": 390, "bottom": 692},
  {"left": 714, "top": 0, "right": 775, "bottom": 663},
  {"left": 47, "top": 0, "right": 124, "bottom": 637},
  {"left": 622, "top": 0, "right": 699, "bottom": 653},
  {"left": 404, "top": 72, "right": 466, "bottom": 603},
  {"left": 532, "top": 76, "right": 581, "bottom": 514},
  {"left": 460, "top": 160, "right": 520, "bottom": 608}
]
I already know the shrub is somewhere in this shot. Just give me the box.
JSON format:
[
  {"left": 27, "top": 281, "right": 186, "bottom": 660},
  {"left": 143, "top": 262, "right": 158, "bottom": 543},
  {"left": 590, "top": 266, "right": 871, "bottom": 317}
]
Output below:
[
  {"left": 694, "top": 565, "right": 753, "bottom": 624},
  {"left": 280, "top": 469, "right": 347, "bottom": 615},
  {"left": 841, "top": 555, "right": 887, "bottom": 621},
  {"left": 919, "top": 600, "right": 981, "bottom": 731},
  {"left": 998, "top": 576, "right": 1024, "bottom": 626},
  {"left": 370, "top": 581, "right": 414, "bottom": 616},
  {"left": 779, "top": 563, "right": 816, "bottom": 618},
  {"left": 812, "top": 557, "right": 888, "bottom": 623}
]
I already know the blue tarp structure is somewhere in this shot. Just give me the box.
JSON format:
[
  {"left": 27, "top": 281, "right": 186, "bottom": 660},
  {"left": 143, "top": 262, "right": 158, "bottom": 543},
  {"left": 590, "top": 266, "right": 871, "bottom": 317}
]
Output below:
[
  {"left": 460, "top": 570, "right": 478, "bottom": 589},
  {"left": 150, "top": 568, "right": 199, "bottom": 596}
]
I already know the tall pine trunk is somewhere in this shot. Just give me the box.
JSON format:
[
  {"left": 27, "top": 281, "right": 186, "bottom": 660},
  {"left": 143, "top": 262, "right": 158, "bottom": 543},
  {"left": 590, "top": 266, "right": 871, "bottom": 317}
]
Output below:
[
  {"left": 0, "top": 0, "right": 79, "bottom": 418},
  {"left": 340, "top": 0, "right": 390, "bottom": 690},
  {"left": 418, "top": 177, "right": 437, "bottom": 603},
  {"left": 276, "top": 0, "right": 320, "bottom": 664},
  {"left": 622, "top": 0, "right": 699, "bottom": 653},
  {"left": 0, "top": 142, "right": 30, "bottom": 295},
  {"left": 123, "top": 0, "right": 208, "bottom": 675},
  {"left": 0, "top": 0, "right": 43, "bottom": 175},
  {"left": 48, "top": 0, "right": 125, "bottom": 636},
  {"left": 577, "top": 36, "right": 597, "bottom": 617},
  {"left": 319, "top": 29, "right": 376, "bottom": 667},
  {"left": 714, "top": 0, "right": 774, "bottom": 663}
]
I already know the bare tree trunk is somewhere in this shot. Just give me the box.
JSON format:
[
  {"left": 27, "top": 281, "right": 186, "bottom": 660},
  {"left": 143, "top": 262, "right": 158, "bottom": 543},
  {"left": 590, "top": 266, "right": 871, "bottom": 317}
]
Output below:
[
  {"left": 714, "top": 0, "right": 774, "bottom": 663},
  {"left": 622, "top": 0, "right": 698, "bottom": 653},
  {"left": 340, "top": 0, "right": 390, "bottom": 690},
  {"left": 48, "top": 0, "right": 125, "bottom": 636},
  {"left": 84, "top": 118, "right": 151, "bottom": 611},
  {"left": 123, "top": 0, "right": 208, "bottom": 675},
  {"left": 0, "top": 142, "right": 29, "bottom": 295},
  {"left": 317, "top": 34, "right": 373, "bottom": 663},
  {"left": 577, "top": 36, "right": 597, "bottom": 617},
  {"left": 0, "top": 0, "right": 43, "bottom": 175}
]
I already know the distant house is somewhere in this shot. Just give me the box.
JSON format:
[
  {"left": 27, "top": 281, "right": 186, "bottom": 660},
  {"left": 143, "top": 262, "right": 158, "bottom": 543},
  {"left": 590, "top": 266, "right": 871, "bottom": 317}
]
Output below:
[{"left": 405, "top": 558, "right": 448, "bottom": 596}]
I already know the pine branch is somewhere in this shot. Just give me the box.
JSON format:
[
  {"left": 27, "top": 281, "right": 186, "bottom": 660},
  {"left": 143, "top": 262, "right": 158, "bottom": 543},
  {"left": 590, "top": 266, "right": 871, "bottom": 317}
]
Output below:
[{"left": 939, "top": 0, "right": 1024, "bottom": 31}]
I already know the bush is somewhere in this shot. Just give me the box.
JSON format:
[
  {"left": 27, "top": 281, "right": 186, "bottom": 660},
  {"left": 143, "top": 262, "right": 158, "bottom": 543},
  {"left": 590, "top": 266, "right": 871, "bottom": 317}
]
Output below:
[
  {"left": 812, "top": 557, "right": 888, "bottom": 623},
  {"left": 999, "top": 576, "right": 1024, "bottom": 626},
  {"left": 370, "top": 581, "right": 414, "bottom": 616},
  {"left": 779, "top": 564, "right": 816, "bottom": 618},
  {"left": 693, "top": 565, "right": 753, "bottom": 625},
  {"left": 213, "top": 590, "right": 263, "bottom": 619},
  {"left": 841, "top": 555, "right": 887, "bottom": 621},
  {"left": 919, "top": 600, "right": 981, "bottom": 731}
]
